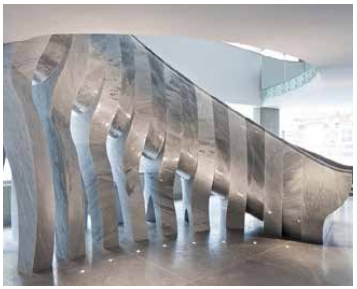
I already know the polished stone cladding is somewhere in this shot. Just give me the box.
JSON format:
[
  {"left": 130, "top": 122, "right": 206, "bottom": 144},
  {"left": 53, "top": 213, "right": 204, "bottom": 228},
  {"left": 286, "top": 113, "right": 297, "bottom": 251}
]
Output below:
[{"left": 3, "top": 34, "right": 353, "bottom": 275}]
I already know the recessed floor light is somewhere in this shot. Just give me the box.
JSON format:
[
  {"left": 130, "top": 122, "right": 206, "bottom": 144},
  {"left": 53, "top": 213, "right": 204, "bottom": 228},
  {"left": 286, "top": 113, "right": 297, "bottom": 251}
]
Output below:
[
  {"left": 136, "top": 249, "right": 141, "bottom": 253},
  {"left": 79, "top": 269, "right": 85, "bottom": 274}
]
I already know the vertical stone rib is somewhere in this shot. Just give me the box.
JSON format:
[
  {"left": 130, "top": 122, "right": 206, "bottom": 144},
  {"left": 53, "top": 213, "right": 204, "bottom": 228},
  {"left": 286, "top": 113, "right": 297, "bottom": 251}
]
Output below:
[
  {"left": 212, "top": 101, "right": 230, "bottom": 198},
  {"left": 32, "top": 35, "right": 74, "bottom": 260},
  {"left": 88, "top": 35, "right": 125, "bottom": 249},
  {"left": 246, "top": 122, "right": 265, "bottom": 220},
  {"left": 212, "top": 101, "right": 231, "bottom": 229},
  {"left": 143, "top": 53, "right": 166, "bottom": 160},
  {"left": 188, "top": 88, "right": 215, "bottom": 232},
  {"left": 51, "top": 35, "right": 88, "bottom": 259},
  {"left": 263, "top": 134, "right": 285, "bottom": 237},
  {"left": 106, "top": 35, "right": 136, "bottom": 241},
  {"left": 227, "top": 112, "right": 248, "bottom": 230},
  {"left": 140, "top": 52, "right": 167, "bottom": 231},
  {"left": 302, "top": 158, "right": 324, "bottom": 243},
  {"left": 3, "top": 36, "right": 55, "bottom": 273},
  {"left": 177, "top": 79, "right": 199, "bottom": 227},
  {"left": 156, "top": 71, "right": 184, "bottom": 237},
  {"left": 122, "top": 37, "right": 153, "bottom": 241},
  {"left": 282, "top": 149, "right": 303, "bottom": 240},
  {"left": 71, "top": 66, "right": 105, "bottom": 248}
]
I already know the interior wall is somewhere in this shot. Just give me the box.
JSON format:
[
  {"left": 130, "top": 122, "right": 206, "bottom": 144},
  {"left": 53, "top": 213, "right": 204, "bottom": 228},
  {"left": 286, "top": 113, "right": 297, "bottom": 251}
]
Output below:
[{"left": 261, "top": 57, "right": 306, "bottom": 89}]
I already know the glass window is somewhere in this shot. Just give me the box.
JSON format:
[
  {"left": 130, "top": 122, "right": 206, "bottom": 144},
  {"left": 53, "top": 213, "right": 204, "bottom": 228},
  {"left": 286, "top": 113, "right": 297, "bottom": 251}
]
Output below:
[{"left": 280, "top": 107, "right": 353, "bottom": 166}]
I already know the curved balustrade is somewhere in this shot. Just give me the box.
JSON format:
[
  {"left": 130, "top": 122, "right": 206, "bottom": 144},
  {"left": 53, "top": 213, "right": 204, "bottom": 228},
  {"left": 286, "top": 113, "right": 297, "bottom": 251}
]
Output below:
[
  {"left": 3, "top": 34, "right": 352, "bottom": 274},
  {"left": 262, "top": 65, "right": 319, "bottom": 99}
]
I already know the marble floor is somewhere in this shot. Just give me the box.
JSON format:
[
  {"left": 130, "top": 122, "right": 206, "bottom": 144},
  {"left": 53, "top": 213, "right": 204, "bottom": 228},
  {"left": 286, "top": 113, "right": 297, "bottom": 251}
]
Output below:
[{"left": 3, "top": 196, "right": 353, "bottom": 286}]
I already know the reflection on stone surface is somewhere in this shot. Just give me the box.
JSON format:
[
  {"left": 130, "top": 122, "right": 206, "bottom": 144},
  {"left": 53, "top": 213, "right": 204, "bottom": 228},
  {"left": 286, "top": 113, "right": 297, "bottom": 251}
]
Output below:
[
  {"left": 3, "top": 198, "right": 353, "bottom": 285},
  {"left": 3, "top": 34, "right": 353, "bottom": 276}
]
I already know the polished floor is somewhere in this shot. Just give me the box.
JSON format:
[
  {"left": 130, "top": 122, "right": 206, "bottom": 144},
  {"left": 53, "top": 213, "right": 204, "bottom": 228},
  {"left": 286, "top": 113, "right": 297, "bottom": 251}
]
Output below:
[{"left": 3, "top": 196, "right": 353, "bottom": 286}]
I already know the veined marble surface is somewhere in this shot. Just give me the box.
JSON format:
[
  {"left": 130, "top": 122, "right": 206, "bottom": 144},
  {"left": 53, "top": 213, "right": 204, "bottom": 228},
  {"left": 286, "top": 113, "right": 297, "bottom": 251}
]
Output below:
[{"left": 4, "top": 37, "right": 55, "bottom": 274}]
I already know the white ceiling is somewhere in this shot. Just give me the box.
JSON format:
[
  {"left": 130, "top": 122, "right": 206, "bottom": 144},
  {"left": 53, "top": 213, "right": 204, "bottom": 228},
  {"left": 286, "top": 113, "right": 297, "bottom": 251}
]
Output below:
[{"left": 4, "top": 4, "right": 352, "bottom": 67}]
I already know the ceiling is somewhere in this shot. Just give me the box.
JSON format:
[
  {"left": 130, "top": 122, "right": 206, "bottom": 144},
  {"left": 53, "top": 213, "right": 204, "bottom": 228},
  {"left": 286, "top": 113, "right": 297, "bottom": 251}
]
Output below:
[{"left": 4, "top": 4, "right": 352, "bottom": 67}]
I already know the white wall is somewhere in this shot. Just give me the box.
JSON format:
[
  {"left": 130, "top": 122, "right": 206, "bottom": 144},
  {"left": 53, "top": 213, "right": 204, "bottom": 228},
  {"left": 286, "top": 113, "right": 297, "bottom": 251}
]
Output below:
[
  {"left": 261, "top": 56, "right": 306, "bottom": 89},
  {"left": 138, "top": 35, "right": 262, "bottom": 106}
]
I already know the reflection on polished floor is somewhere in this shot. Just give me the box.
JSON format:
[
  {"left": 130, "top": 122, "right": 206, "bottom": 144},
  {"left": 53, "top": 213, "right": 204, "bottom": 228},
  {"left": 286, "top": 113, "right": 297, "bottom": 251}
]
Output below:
[{"left": 3, "top": 196, "right": 353, "bottom": 286}]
